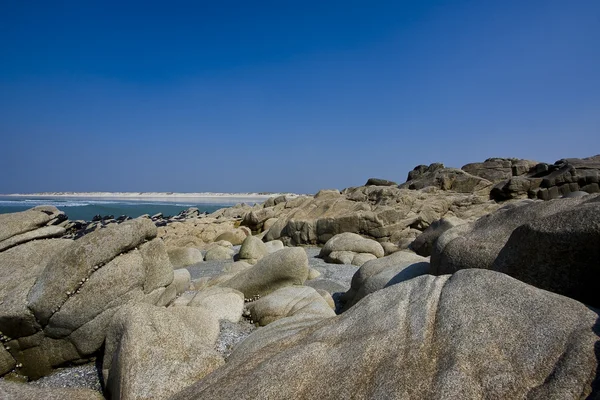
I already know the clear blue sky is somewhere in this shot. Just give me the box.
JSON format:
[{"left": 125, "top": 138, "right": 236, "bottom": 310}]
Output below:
[{"left": 1, "top": 0, "right": 599, "bottom": 194}]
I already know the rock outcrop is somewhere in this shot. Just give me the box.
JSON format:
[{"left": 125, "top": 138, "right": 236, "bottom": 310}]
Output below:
[
  {"left": 318, "top": 232, "right": 384, "bottom": 266},
  {"left": 0, "top": 213, "right": 176, "bottom": 379},
  {"left": 258, "top": 185, "right": 502, "bottom": 246},
  {"left": 172, "top": 270, "right": 600, "bottom": 399},
  {"left": 400, "top": 164, "right": 494, "bottom": 195},
  {"left": 246, "top": 286, "right": 335, "bottom": 326},
  {"left": 103, "top": 303, "right": 223, "bottom": 400},
  {"left": 491, "top": 155, "right": 600, "bottom": 201},
  {"left": 431, "top": 194, "right": 600, "bottom": 307},
  {"left": 341, "top": 251, "right": 430, "bottom": 311},
  {"left": 220, "top": 248, "right": 309, "bottom": 298}
]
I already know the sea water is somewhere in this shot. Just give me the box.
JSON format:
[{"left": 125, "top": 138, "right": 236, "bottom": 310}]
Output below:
[{"left": 0, "top": 196, "right": 251, "bottom": 221}]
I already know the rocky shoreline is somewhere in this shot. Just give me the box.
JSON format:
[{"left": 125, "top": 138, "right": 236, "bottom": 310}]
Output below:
[{"left": 1, "top": 154, "right": 599, "bottom": 399}]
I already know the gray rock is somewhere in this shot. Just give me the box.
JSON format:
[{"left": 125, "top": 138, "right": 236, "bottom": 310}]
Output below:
[
  {"left": 0, "top": 226, "right": 66, "bottom": 252},
  {"left": 493, "top": 201, "right": 600, "bottom": 307},
  {"left": 319, "top": 232, "right": 384, "bottom": 261},
  {"left": 350, "top": 252, "right": 377, "bottom": 266},
  {"left": 28, "top": 218, "right": 157, "bottom": 326},
  {"left": 0, "top": 206, "right": 62, "bottom": 243},
  {"left": 103, "top": 303, "right": 223, "bottom": 400},
  {"left": 341, "top": 251, "right": 429, "bottom": 311},
  {"left": 188, "top": 287, "right": 244, "bottom": 323},
  {"left": 204, "top": 245, "right": 234, "bottom": 261},
  {"left": 214, "top": 229, "right": 248, "bottom": 245},
  {"left": 167, "top": 247, "right": 203, "bottom": 268},
  {"left": 237, "top": 235, "right": 268, "bottom": 261},
  {"left": 400, "top": 165, "right": 493, "bottom": 194},
  {"left": 264, "top": 240, "right": 284, "bottom": 253},
  {"left": 171, "top": 269, "right": 599, "bottom": 399},
  {"left": 325, "top": 250, "right": 355, "bottom": 265},
  {"left": 139, "top": 238, "right": 174, "bottom": 294},
  {"left": 461, "top": 158, "right": 537, "bottom": 183},
  {"left": 247, "top": 286, "right": 336, "bottom": 326},
  {"left": 0, "top": 239, "right": 73, "bottom": 339},
  {"left": 410, "top": 216, "right": 465, "bottom": 257},
  {"left": 430, "top": 197, "right": 589, "bottom": 275},
  {"left": 220, "top": 248, "right": 309, "bottom": 297},
  {"left": 365, "top": 178, "right": 398, "bottom": 186}
]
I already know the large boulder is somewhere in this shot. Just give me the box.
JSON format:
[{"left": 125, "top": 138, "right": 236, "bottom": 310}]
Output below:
[
  {"left": 0, "top": 225, "right": 66, "bottom": 252},
  {"left": 0, "top": 216, "right": 175, "bottom": 379},
  {"left": 246, "top": 286, "right": 336, "bottom": 326},
  {"left": 167, "top": 247, "right": 203, "bottom": 268},
  {"left": 214, "top": 228, "right": 249, "bottom": 246},
  {"left": 203, "top": 245, "right": 234, "bottom": 261},
  {"left": 220, "top": 248, "right": 309, "bottom": 297},
  {"left": 0, "top": 239, "right": 73, "bottom": 339},
  {"left": 430, "top": 196, "right": 590, "bottom": 275},
  {"left": 0, "top": 206, "right": 64, "bottom": 243},
  {"left": 341, "top": 251, "right": 429, "bottom": 311},
  {"left": 237, "top": 235, "right": 268, "bottom": 263},
  {"left": 493, "top": 200, "right": 600, "bottom": 307},
  {"left": 103, "top": 303, "right": 223, "bottom": 400},
  {"left": 172, "top": 270, "right": 599, "bottom": 399},
  {"left": 319, "top": 232, "right": 384, "bottom": 266},
  {"left": 431, "top": 195, "right": 600, "bottom": 307},
  {"left": 410, "top": 216, "right": 466, "bottom": 257}
]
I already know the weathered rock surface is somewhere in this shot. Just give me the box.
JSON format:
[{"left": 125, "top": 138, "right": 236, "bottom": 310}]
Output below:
[
  {"left": 365, "top": 178, "right": 398, "bottom": 186},
  {"left": 410, "top": 216, "right": 466, "bottom": 257},
  {"left": 172, "top": 269, "right": 600, "bottom": 399},
  {"left": 319, "top": 232, "right": 384, "bottom": 260},
  {"left": 400, "top": 164, "right": 493, "bottom": 195},
  {"left": 493, "top": 199, "right": 600, "bottom": 307},
  {"left": 103, "top": 303, "right": 223, "bottom": 400},
  {"left": 461, "top": 158, "right": 538, "bottom": 183},
  {"left": 259, "top": 185, "right": 502, "bottom": 246},
  {"left": 264, "top": 239, "right": 284, "bottom": 253},
  {"left": 0, "top": 225, "right": 66, "bottom": 252},
  {"left": 237, "top": 235, "right": 268, "bottom": 263},
  {"left": 431, "top": 194, "right": 600, "bottom": 307},
  {"left": 0, "top": 214, "right": 176, "bottom": 379},
  {"left": 213, "top": 228, "right": 250, "bottom": 246},
  {"left": 167, "top": 247, "right": 203, "bottom": 268},
  {"left": 0, "top": 206, "right": 64, "bottom": 243},
  {"left": 341, "top": 251, "right": 430, "bottom": 311},
  {"left": 204, "top": 245, "right": 234, "bottom": 261},
  {"left": 157, "top": 218, "right": 242, "bottom": 249},
  {"left": 247, "top": 286, "right": 336, "bottom": 326},
  {"left": 220, "top": 248, "right": 309, "bottom": 297},
  {"left": 0, "top": 239, "right": 73, "bottom": 339},
  {"left": 188, "top": 287, "right": 244, "bottom": 323},
  {"left": 491, "top": 155, "right": 600, "bottom": 201}
]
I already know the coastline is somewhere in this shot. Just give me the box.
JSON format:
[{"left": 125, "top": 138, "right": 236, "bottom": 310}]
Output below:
[{"left": 3, "top": 191, "right": 300, "bottom": 202}]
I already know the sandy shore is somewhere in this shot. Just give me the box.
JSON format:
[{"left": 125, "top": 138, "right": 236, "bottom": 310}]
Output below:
[{"left": 4, "top": 192, "right": 300, "bottom": 202}]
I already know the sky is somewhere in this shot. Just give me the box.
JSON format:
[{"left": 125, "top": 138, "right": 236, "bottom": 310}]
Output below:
[{"left": 1, "top": 0, "right": 599, "bottom": 194}]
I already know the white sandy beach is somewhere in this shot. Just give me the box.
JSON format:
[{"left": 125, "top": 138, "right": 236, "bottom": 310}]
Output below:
[{"left": 4, "top": 192, "right": 300, "bottom": 203}]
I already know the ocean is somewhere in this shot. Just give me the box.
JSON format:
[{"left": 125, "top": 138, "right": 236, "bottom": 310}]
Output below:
[{"left": 0, "top": 196, "right": 254, "bottom": 221}]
